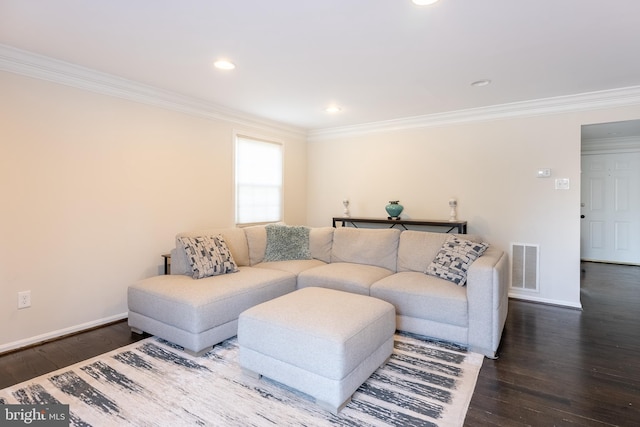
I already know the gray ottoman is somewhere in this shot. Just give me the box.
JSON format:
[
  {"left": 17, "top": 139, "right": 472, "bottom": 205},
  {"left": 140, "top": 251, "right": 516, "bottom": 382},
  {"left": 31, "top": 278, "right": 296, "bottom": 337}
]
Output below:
[{"left": 238, "top": 287, "right": 396, "bottom": 414}]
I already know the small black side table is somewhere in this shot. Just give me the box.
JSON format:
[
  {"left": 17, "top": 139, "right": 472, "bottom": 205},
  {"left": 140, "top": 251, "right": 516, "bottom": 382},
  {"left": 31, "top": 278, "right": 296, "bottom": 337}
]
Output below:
[{"left": 161, "top": 254, "right": 171, "bottom": 275}]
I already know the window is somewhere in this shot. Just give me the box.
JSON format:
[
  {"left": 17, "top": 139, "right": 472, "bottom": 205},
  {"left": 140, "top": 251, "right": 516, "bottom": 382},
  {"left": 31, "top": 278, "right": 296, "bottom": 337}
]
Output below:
[{"left": 235, "top": 135, "right": 283, "bottom": 225}]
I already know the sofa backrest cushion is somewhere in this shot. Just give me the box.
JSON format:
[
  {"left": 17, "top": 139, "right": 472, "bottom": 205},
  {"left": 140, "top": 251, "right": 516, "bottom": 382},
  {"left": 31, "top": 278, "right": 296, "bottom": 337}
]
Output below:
[
  {"left": 172, "top": 227, "right": 250, "bottom": 275},
  {"left": 244, "top": 224, "right": 269, "bottom": 265},
  {"left": 310, "top": 227, "right": 335, "bottom": 263},
  {"left": 331, "top": 227, "right": 400, "bottom": 271},
  {"left": 245, "top": 224, "right": 334, "bottom": 265},
  {"left": 397, "top": 230, "right": 483, "bottom": 273}
]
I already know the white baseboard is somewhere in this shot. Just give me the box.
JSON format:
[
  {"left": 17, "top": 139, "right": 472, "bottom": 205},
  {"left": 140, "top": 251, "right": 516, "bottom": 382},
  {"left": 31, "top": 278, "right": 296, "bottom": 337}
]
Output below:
[
  {"left": 508, "top": 293, "right": 583, "bottom": 309},
  {"left": 0, "top": 312, "right": 129, "bottom": 354}
]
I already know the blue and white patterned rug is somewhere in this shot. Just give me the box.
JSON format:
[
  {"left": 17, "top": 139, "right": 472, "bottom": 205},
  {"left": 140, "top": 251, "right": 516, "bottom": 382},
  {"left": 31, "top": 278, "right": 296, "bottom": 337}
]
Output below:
[{"left": 0, "top": 333, "right": 483, "bottom": 426}]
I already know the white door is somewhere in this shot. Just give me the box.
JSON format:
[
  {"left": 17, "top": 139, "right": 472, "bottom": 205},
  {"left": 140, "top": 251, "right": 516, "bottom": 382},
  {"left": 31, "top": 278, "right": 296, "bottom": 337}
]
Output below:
[{"left": 581, "top": 152, "right": 640, "bottom": 264}]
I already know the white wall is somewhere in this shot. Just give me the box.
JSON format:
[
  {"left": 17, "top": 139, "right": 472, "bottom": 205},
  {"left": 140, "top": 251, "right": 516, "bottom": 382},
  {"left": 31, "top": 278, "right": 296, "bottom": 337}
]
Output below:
[
  {"left": 0, "top": 71, "right": 307, "bottom": 350},
  {"left": 306, "top": 107, "right": 640, "bottom": 308}
]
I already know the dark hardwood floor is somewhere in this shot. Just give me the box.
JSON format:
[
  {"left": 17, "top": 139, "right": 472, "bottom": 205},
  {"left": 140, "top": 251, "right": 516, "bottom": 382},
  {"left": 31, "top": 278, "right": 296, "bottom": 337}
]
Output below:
[
  {"left": 0, "top": 321, "right": 150, "bottom": 389},
  {"left": 1, "top": 262, "right": 638, "bottom": 425},
  {"left": 466, "top": 262, "right": 640, "bottom": 426}
]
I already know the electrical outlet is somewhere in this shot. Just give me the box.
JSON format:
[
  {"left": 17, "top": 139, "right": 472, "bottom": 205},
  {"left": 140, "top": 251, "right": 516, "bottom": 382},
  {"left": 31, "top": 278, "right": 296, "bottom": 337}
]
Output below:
[
  {"left": 555, "top": 178, "right": 570, "bottom": 190},
  {"left": 18, "top": 291, "right": 31, "bottom": 309}
]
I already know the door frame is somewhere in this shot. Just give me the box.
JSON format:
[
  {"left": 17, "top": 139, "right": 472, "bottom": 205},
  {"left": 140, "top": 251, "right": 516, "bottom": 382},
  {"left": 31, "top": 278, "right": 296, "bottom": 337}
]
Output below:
[{"left": 581, "top": 134, "right": 640, "bottom": 265}]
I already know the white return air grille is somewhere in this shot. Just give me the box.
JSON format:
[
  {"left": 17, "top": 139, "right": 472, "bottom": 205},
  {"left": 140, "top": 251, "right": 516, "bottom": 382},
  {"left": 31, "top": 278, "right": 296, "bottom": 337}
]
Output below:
[{"left": 511, "top": 243, "right": 539, "bottom": 292}]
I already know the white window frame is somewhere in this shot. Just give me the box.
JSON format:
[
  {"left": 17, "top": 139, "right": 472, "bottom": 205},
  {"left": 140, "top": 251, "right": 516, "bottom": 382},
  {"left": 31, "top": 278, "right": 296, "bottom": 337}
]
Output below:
[{"left": 234, "top": 133, "right": 284, "bottom": 226}]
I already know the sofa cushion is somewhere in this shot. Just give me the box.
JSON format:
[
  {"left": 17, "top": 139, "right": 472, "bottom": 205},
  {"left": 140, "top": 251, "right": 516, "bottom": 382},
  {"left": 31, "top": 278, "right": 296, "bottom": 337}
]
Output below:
[
  {"left": 426, "top": 235, "right": 489, "bottom": 285},
  {"left": 264, "top": 224, "right": 312, "bottom": 261},
  {"left": 246, "top": 224, "right": 334, "bottom": 265},
  {"left": 178, "top": 235, "right": 239, "bottom": 279},
  {"left": 128, "top": 267, "right": 296, "bottom": 334},
  {"left": 297, "top": 262, "right": 393, "bottom": 295},
  {"left": 397, "top": 231, "right": 449, "bottom": 273},
  {"left": 331, "top": 227, "right": 400, "bottom": 271},
  {"left": 254, "top": 259, "right": 327, "bottom": 275},
  {"left": 397, "top": 230, "right": 484, "bottom": 273},
  {"left": 309, "top": 227, "right": 334, "bottom": 263},
  {"left": 245, "top": 223, "right": 275, "bottom": 265},
  {"left": 370, "top": 271, "right": 468, "bottom": 327}
]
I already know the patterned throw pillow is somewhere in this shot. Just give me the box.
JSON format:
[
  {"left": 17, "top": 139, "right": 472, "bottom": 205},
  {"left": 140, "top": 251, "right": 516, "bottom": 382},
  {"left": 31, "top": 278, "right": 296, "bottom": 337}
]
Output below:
[
  {"left": 425, "top": 235, "right": 489, "bottom": 285},
  {"left": 178, "top": 235, "right": 239, "bottom": 279},
  {"left": 263, "top": 224, "right": 312, "bottom": 262}
]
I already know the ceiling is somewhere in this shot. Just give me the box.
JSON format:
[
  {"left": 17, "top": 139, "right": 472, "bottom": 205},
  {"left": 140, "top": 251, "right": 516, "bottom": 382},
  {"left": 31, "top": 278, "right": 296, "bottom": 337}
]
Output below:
[{"left": 2, "top": 0, "right": 640, "bottom": 131}]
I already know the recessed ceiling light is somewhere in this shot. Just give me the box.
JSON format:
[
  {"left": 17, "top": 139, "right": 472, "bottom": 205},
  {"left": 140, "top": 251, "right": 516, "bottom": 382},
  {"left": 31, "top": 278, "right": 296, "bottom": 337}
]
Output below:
[
  {"left": 214, "top": 59, "right": 236, "bottom": 70},
  {"left": 325, "top": 106, "right": 342, "bottom": 113},
  {"left": 471, "top": 79, "right": 491, "bottom": 87},
  {"left": 412, "top": 0, "right": 440, "bottom": 5}
]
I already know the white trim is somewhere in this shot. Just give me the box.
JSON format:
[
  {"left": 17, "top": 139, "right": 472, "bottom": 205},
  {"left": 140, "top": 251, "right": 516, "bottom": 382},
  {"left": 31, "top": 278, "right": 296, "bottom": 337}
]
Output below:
[
  {"left": 0, "top": 44, "right": 305, "bottom": 138},
  {"left": 0, "top": 312, "right": 128, "bottom": 354},
  {"left": 4, "top": 43, "right": 640, "bottom": 143},
  {"left": 580, "top": 257, "right": 640, "bottom": 266},
  {"left": 508, "top": 293, "right": 583, "bottom": 309},
  {"left": 308, "top": 86, "right": 640, "bottom": 141},
  {"left": 581, "top": 136, "right": 640, "bottom": 154}
]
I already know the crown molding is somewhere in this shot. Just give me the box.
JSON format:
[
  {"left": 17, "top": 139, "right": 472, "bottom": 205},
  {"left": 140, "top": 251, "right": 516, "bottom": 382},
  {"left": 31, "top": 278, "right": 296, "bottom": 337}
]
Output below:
[
  {"left": 308, "top": 86, "right": 640, "bottom": 142},
  {"left": 0, "top": 44, "right": 306, "bottom": 137},
  {"left": 4, "top": 44, "right": 640, "bottom": 143}
]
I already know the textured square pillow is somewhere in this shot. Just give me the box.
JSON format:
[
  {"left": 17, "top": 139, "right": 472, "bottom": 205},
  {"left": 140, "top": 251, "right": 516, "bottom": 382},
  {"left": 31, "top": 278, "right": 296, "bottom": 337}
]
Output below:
[
  {"left": 178, "top": 235, "right": 239, "bottom": 279},
  {"left": 264, "top": 224, "right": 312, "bottom": 262},
  {"left": 425, "top": 235, "right": 489, "bottom": 285}
]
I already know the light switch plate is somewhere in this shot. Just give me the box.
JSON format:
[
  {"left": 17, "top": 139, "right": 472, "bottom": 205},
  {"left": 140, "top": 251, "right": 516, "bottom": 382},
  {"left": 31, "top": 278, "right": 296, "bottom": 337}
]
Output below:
[{"left": 537, "top": 168, "right": 551, "bottom": 178}]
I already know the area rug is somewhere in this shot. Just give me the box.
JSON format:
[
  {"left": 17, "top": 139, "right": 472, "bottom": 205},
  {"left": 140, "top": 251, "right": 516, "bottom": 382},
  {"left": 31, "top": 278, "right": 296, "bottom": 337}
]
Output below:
[{"left": 0, "top": 333, "right": 483, "bottom": 426}]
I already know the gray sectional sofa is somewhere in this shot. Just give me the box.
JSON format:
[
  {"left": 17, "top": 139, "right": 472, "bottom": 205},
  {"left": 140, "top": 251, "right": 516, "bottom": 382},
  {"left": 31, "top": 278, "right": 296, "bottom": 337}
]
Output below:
[{"left": 128, "top": 224, "right": 508, "bottom": 358}]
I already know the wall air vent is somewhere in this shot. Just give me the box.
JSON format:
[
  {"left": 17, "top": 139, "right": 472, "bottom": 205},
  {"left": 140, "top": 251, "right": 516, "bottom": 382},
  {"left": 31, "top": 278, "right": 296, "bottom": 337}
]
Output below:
[{"left": 511, "top": 243, "right": 539, "bottom": 291}]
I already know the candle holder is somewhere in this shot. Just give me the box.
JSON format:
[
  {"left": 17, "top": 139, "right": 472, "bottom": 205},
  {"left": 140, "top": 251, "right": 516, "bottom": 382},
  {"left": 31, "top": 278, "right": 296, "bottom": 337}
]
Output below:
[
  {"left": 449, "top": 198, "right": 458, "bottom": 221},
  {"left": 342, "top": 199, "right": 350, "bottom": 217}
]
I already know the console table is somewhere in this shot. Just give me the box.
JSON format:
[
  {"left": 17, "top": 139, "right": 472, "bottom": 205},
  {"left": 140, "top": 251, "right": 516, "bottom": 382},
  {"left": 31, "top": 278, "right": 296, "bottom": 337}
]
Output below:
[{"left": 332, "top": 217, "right": 467, "bottom": 234}]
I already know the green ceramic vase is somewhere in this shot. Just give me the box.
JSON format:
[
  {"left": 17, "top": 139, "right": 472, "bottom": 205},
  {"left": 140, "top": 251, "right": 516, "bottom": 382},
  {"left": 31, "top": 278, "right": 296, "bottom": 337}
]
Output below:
[{"left": 385, "top": 201, "right": 403, "bottom": 219}]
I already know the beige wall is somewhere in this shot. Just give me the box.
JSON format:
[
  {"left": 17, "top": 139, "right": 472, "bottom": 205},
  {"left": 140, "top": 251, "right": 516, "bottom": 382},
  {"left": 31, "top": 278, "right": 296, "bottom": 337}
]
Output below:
[
  {"left": 0, "top": 72, "right": 307, "bottom": 350},
  {"left": 307, "top": 107, "right": 640, "bottom": 308}
]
